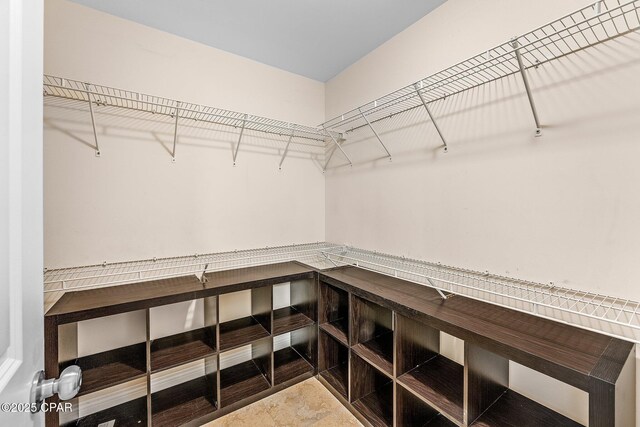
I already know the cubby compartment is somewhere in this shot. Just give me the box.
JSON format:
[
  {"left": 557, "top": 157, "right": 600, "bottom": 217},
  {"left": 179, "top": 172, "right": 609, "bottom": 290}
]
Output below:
[
  {"left": 396, "top": 315, "right": 464, "bottom": 425},
  {"left": 350, "top": 295, "right": 393, "bottom": 376},
  {"left": 397, "top": 384, "right": 456, "bottom": 427},
  {"left": 219, "top": 287, "right": 271, "bottom": 351},
  {"left": 61, "top": 379, "right": 148, "bottom": 427},
  {"left": 58, "top": 311, "right": 147, "bottom": 397},
  {"left": 318, "top": 329, "right": 349, "bottom": 399},
  {"left": 149, "top": 297, "right": 217, "bottom": 372},
  {"left": 465, "top": 344, "right": 583, "bottom": 427},
  {"left": 273, "top": 325, "right": 316, "bottom": 385},
  {"left": 272, "top": 279, "right": 316, "bottom": 335},
  {"left": 350, "top": 353, "right": 393, "bottom": 427},
  {"left": 319, "top": 282, "right": 349, "bottom": 345},
  {"left": 151, "top": 358, "right": 218, "bottom": 426},
  {"left": 219, "top": 337, "right": 272, "bottom": 407}
]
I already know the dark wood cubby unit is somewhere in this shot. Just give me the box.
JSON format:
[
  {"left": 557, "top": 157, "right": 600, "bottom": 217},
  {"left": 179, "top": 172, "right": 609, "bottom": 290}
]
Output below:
[
  {"left": 151, "top": 370, "right": 217, "bottom": 427},
  {"left": 397, "top": 383, "right": 456, "bottom": 427},
  {"left": 219, "top": 285, "right": 272, "bottom": 351},
  {"left": 351, "top": 353, "right": 394, "bottom": 427},
  {"left": 272, "top": 278, "right": 317, "bottom": 335},
  {"left": 61, "top": 396, "right": 148, "bottom": 427},
  {"left": 319, "top": 282, "right": 349, "bottom": 346},
  {"left": 59, "top": 342, "right": 147, "bottom": 397},
  {"left": 319, "top": 329, "right": 349, "bottom": 399},
  {"left": 45, "top": 262, "right": 635, "bottom": 427},
  {"left": 219, "top": 338, "right": 272, "bottom": 407},
  {"left": 351, "top": 295, "right": 394, "bottom": 377},
  {"left": 396, "top": 315, "right": 464, "bottom": 424},
  {"left": 273, "top": 325, "right": 316, "bottom": 385}
]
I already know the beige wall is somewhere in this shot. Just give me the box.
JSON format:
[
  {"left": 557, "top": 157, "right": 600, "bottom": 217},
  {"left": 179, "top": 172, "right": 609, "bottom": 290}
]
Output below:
[
  {"left": 324, "top": 0, "right": 640, "bottom": 424},
  {"left": 44, "top": 0, "right": 326, "bottom": 268}
]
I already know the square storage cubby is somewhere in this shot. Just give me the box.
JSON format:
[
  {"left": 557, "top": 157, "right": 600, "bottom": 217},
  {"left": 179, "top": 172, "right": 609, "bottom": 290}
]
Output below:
[
  {"left": 151, "top": 358, "right": 218, "bottom": 426},
  {"left": 218, "top": 286, "right": 271, "bottom": 351},
  {"left": 396, "top": 315, "right": 464, "bottom": 425},
  {"left": 465, "top": 344, "right": 583, "bottom": 427},
  {"left": 58, "top": 311, "right": 147, "bottom": 397},
  {"left": 219, "top": 337, "right": 272, "bottom": 407},
  {"left": 318, "top": 329, "right": 349, "bottom": 399},
  {"left": 350, "top": 353, "right": 393, "bottom": 427},
  {"left": 350, "top": 295, "right": 393, "bottom": 376},
  {"left": 61, "top": 378, "right": 148, "bottom": 427},
  {"left": 273, "top": 324, "right": 316, "bottom": 385},
  {"left": 397, "top": 383, "right": 456, "bottom": 427},
  {"left": 149, "top": 297, "right": 217, "bottom": 372},
  {"left": 272, "top": 279, "right": 316, "bottom": 335},
  {"left": 319, "top": 282, "right": 349, "bottom": 345}
]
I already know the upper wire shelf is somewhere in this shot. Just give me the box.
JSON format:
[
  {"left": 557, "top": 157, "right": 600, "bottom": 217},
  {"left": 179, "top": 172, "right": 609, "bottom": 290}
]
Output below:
[
  {"left": 321, "top": 0, "right": 640, "bottom": 136},
  {"left": 43, "top": 75, "right": 334, "bottom": 144}
]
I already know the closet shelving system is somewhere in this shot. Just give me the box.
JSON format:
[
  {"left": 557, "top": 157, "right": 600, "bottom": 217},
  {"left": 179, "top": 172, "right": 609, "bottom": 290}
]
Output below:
[
  {"left": 42, "top": 75, "right": 338, "bottom": 168},
  {"left": 321, "top": 0, "right": 640, "bottom": 167}
]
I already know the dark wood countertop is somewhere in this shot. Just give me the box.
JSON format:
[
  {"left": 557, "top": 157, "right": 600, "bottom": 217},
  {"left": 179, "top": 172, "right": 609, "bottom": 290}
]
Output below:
[
  {"left": 46, "top": 261, "right": 314, "bottom": 323},
  {"left": 319, "top": 266, "right": 633, "bottom": 391}
]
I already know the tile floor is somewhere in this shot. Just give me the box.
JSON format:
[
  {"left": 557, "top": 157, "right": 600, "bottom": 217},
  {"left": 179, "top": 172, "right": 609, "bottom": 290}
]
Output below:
[{"left": 204, "top": 378, "right": 363, "bottom": 427}]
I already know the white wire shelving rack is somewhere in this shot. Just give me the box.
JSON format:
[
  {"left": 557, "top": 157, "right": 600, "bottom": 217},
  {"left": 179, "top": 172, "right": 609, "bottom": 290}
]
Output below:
[
  {"left": 43, "top": 75, "right": 337, "bottom": 165},
  {"left": 45, "top": 242, "right": 640, "bottom": 343},
  {"left": 321, "top": 246, "right": 640, "bottom": 344},
  {"left": 321, "top": 0, "right": 640, "bottom": 165}
]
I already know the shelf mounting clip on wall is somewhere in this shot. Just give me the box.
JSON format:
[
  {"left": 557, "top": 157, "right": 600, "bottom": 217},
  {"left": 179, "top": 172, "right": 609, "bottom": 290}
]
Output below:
[
  {"left": 511, "top": 38, "right": 542, "bottom": 137},
  {"left": 414, "top": 82, "right": 448, "bottom": 152},
  {"left": 84, "top": 83, "right": 101, "bottom": 157}
]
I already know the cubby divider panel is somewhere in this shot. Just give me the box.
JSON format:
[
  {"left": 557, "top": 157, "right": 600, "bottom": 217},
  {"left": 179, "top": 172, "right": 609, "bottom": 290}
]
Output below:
[
  {"left": 318, "top": 329, "right": 349, "bottom": 399},
  {"left": 350, "top": 353, "right": 393, "bottom": 427},
  {"left": 319, "top": 282, "right": 349, "bottom": 346},
  {"left": 396, "top": 315, "right": 463, "bottom": 425},
  {"left": 351, "top": 295, "right": 393, "bottom": 376},
  {"left": 219, "top": 338, "right": 272, "bottom": 407},
  {"left": 61, "top": 396, "right": 148, "bottom": 427},
  {"left": 273, "top": 325, "right": 316, "bottom": 385},
  {"left": 61, "top": 342, "right": 147, "bottom": 397}
]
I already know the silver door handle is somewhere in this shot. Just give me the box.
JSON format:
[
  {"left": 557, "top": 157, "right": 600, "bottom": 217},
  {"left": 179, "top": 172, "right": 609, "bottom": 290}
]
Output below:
[{"left": 30, "top": 365, "right": 82, "bottom": 413}]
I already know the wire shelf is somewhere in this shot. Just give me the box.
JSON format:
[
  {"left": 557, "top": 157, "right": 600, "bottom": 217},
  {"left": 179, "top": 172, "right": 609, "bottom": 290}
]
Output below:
[
  {"left": 321, "top": 0, "right": 640, "bottom": 134},
  {"left": 43, "top": 75, "right": 335, "bottom": 144},
  {"left": 321, "top": 246, "right": 640, "bottom": 343}
]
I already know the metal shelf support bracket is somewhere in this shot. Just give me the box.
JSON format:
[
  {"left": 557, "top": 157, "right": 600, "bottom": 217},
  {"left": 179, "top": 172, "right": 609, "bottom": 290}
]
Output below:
[
  {"left": 233, "top": 113, "right": 248, "bottom": 166},
  {"left": 414, "top": 83, "right": 448, "bottom": 152},
  {"left": 278, "top": 130, "right": 295, "bottom": 170},
  {"left": 359, "top": 107, "right": 392, "bottom": 159},
  {"left": 323, "top": 126, "right": 352, "bottom": 171},
  {"left": 171, "top": 101, "right": 180, "bottom": 162},
  {"left": 511, "top": 38, "right": 542, "bottom": 137},
  {"left": 84, "top": 83, "right": 101, "bottom": 157}
]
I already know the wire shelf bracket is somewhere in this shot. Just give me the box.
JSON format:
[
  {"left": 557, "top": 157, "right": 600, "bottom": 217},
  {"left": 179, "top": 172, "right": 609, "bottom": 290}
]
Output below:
[
  {"left": 232, "top": 113, "right": 248, "bottom": 166},
  {"left": 171, "top": 101, "right": 180, "bottom": 162},
  {"left": 511, "top": 38, "right": 542, "bottom": 137},
  {"left": 359, "top": 107, "right": 392, "bottom": 160},
  {"left": 414, "top": 82, "right": 448, "bottom": 151},
  {"left": 322, "top": 126, "right": 352, "bottom": 171},
  {"left": 278, "top": 130, "right": 295, "bottom": 170},
  {"left": 84, "top": 83, "right": 101, "bottom": 157}
]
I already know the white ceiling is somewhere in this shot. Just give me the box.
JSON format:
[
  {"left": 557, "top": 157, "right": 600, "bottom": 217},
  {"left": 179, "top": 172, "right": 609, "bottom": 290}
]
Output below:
[{"left": 69, "top": 0, "right": 446, "bottom": 82}]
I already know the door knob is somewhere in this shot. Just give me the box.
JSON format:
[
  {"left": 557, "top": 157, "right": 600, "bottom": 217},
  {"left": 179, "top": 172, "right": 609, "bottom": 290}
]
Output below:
[{"left": 30, "top": 365, "right": 82, "bottom": 413}]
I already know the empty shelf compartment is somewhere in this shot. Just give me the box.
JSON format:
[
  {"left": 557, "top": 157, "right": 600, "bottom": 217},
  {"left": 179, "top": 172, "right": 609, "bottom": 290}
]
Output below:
[
  {"left": 150, "top": 327, "right": 216, "bottom": 372},
  {"left": 219, "top": 316, "right": 270, "bottom": 351},
  {"left": 273, "top": 306, "right": 314, "bottom": 335},
  {"left": 152, "top": 375, "right": 217, "bottom": 426},
  {"left": 220, "top": 359, "right": 271, "bottom": 407},
  {"left": 62, "top": 396, "right": 147, "bottom": 427}
]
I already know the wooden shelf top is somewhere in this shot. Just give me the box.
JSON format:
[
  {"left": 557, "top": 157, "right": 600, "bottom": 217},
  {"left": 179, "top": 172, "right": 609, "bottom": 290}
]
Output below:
[
  {"left": 47, "top": 261, "right": 314, "bottom": 323},
  {"left": 320, "top": 266, "right": 633, "bottom": 391}
]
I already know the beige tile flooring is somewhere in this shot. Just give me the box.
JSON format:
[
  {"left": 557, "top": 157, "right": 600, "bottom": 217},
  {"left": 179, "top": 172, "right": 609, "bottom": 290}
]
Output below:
[{"left": 204, "top": 378, "right": 363, "bottom": 427}]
